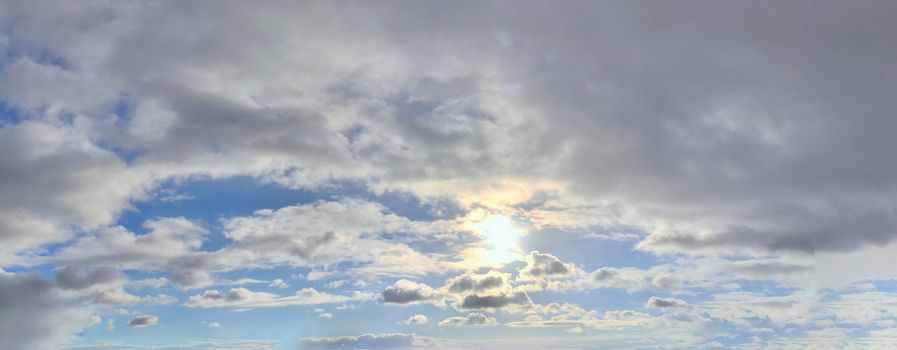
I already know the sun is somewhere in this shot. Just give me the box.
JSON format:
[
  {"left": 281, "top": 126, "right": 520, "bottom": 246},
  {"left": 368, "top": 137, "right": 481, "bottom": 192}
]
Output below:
[
  {"left": 464, "top": 214, "right": 524, "bottom": 265},
  {"left": 478, "top": 215, "right": 520, "bottom": 252}
]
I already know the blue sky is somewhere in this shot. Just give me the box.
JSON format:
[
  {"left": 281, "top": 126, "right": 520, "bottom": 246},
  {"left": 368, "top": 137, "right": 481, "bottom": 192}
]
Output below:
[{"left": 5, "top": 1, "right": 897, "bottom": 349}]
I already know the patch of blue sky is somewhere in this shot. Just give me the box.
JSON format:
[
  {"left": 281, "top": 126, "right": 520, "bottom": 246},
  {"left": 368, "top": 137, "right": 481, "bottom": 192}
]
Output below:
[{"left": 523, "top": 227, "right": 663, "bottom": 271}]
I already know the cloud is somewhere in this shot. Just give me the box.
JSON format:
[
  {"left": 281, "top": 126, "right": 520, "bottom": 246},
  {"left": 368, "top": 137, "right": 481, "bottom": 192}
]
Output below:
[
  {"left": 216, "top": 199, "right": 445, "bottom": 277},
  {"left": 445, "top": 271, "right": 508, "bottom": 293},
  {"left": 7, "top": 1, "right": 897, "bottom": 348},
  {"left": 381, "top": 279, "right": 439, "bottom": 304},
  {"left": 0, "top": 121, "right": 146, "bottom": 263},
  {"left": 299, "top": 333, "right": 416, "bottom": 350},
  {"left": 645, "top": 297, "right": 688, "bottom": 309},
  {"left": 128, "top": 315, "right": 158, "bottom": 328},
  {"left": 459, "top": 292, "right": 532, "bottom": 310},
  {"left": 66, "top": 340, "right": 279, "bottom": 350},
  {"left": 438, "top": 313, "right": 498, "bottom": 327},
  {"left": 54, "top": 265, "right": 125, "bottom": 290},
  {"left": 518, "top": 251, "right": 577, "bottom": 279},
  {"left": 185, "top": 287, "right": 372, "bottom": 308},
  {"left": 0, "top": 273, "right": 96, "bottom": 349},
  {"left": 269, "top": 278, "right": 288, "bottom": 289},
  {"left": 403, "top": 314, "right": 428, "bottom": 325}
]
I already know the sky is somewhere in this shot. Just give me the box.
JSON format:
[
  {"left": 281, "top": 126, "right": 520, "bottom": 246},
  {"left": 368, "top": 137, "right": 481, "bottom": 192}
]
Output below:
[{"left": 3, "top": 1, "right": 897, "bottom": 349}]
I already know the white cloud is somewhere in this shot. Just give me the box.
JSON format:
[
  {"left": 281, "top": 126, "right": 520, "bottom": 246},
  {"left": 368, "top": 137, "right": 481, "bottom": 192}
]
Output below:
[
  {"left": 438, "top": 313, "right": 498, "bottom": 327},
  {"left": 299, "top": 333, "right": 418, "bottom": 350},
  {"left": 185, "top": 287, "right": 373, "bottom": 309},
  {"left": 403, "top": 314, "right": 429, "bottom": 325},
  {"left": 269, "top": 278, "right": 288, "bottom": 289}
]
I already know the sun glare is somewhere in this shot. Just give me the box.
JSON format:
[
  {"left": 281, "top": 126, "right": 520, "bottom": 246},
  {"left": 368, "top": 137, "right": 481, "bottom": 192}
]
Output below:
[
  {"left": 468, "top": 215, "right": 523, "bottom": 264},
  {"left": 479, "top": 215, "right": 520, "bottom": 251}
]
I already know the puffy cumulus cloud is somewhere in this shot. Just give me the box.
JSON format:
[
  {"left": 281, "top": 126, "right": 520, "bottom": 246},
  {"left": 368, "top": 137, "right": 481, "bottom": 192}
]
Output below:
[
  {"left": 381, "top": 279, "right": 439, "bottom": 305},
  {"left": 185, "top": 287, "right": 373, "bottom": 309},
  {"left": 438, "top": 312, "right": 498, "bottom": 327},
  {"left": 128, "top": 314, "right": 158, "bottom": 328},
  {"left": 445, "top": 271, "right": 508, "bottom": 293},
  {"left": 0, "top": 273, "right": 97, "bottom": 350},
  {"left": 403, "top": 314, "right": 429, "bottom": 325},
  {"left": 299, "top": 333, "right": 418, "bottom": 350},
  {"left": 645, "top": 297, "right": 688, "bottom": 309},
  {"left": 459, "top": 291, "right": 532, "bottom": 310},
  {"left": 269, "top": 278, "right": 288, "bottom": 289},
  {"left": 518, "top": 251, "right": 578, "bottom": 280}
]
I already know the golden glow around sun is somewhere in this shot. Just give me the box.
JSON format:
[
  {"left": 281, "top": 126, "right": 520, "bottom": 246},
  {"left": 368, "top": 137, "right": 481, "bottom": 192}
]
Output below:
[
  {"left": 455, "top": 214, "right": 524, "bottom": 266},
  {"left": 478, "top": 215, "right": 520, "bottom": 252}
]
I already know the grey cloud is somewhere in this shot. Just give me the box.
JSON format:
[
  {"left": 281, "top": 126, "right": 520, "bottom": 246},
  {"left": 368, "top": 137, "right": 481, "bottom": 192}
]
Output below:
[
  {"left": 381, "top": 279, "right": 438, "bottom": 304},
  {"left": 645, "top": 297, "right": 688, "bottom": 309},
  {"left": 729, "top": 260, "right": 813, "bottom": 277},
  {"left": 54, "top": 265, "right": 125, "bottom": 290},
  {"left": 459, "top": 292, "right": 531, "bottom": 310},
  {"left": 128, "top": 314, "right": 159, "bottom": 328},
  {"left": 0, "top": 273, "right": 96, "bottom": 350},
  {"left": 5, "top": 0, "right": 897, "bottom": 260},
  {"left": 519, "top": 251, "right": 575, "bottom": 278},
  {"left": 299, "top": 333, "right": 416, "bottom": 350},
  {"left": 446, "top": 274, "right": 505, "bottom": 293}
]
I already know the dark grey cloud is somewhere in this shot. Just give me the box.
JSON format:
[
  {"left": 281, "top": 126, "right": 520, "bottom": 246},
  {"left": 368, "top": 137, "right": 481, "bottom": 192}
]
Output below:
[
  {"left": 128, "top": 315, "right": 159, "bottom": 328},
  {"left": 299, "top": 333, "right": 416, "bottom": 350}
]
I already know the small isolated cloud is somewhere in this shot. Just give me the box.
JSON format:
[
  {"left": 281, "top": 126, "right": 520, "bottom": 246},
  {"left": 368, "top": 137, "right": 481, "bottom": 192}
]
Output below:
[
  {"left": 319, "top": 312, "right": 333, "bottom": 319},
  {"left": 128, "top": 315, "right": 159, "bottom": 328},
  {"left": 645, "top": 296, "right": 688, "bottom": 309},
  {"left": 381, "top": 279, "right": 438, "bottom": 304},
  {"left": 269, "top": 278, "right": 288, "bottom": 289},
  {"left": 207, "top": 322, "right": 221, "bottom": 328},
  {"left": 299, "top": 333, "right": 416, "bottom": 350},
  {"left": 106, "top": 319, "right": 115, "bottom": 332},
  {"left": 403, "top": 314, "right": 428, "bottom": 325},
  {"left": 438, "top": 312, "right": 498, "bottom": 327}
]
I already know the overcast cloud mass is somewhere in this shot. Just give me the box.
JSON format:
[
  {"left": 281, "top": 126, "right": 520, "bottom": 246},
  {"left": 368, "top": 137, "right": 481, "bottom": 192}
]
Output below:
[{"left": 3, "top": 0, "right": 897, "bottom": 349}]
